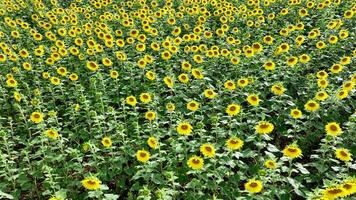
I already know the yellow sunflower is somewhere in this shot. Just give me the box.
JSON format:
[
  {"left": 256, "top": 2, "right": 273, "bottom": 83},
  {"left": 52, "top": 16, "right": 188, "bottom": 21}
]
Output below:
[
  {"left": 187, "top": 100, "right": 200, "bottom": 111},
  {"left": 126, "top": 96, "right": 137, "bottom": 107},
  {"left": 264, "top": 159, "right": 278, "bottom": 169},
  {"left": 101, "top": 137, "right": 112, "bottom": 148},
  {"left": 226, "top": 137, "right": 244, "bottom": 150},
  {"left": 81, "top": 176, "right": 101, "bottom": 190},
  {"left": 147, "top": 136, "right": 158, "bottom": 149},
  {"left": 282, "top": 145, "right": 302, "bottom": 159},
  {"left": 290, "top": 108, "right": 302, "bottom": 119},
  {"left": 30, "top": 111, "right": 43, "bottom": 123},
  {"left": 140, "top": 93, "right": 152, "bottom": 104},
  {"left": 44, "top": 129, "right": 59, "bottom": 139},
  {"left": 136, "top": 150, "right": 150, "bottom": 163},
  {"left": 245, "top": 179, "right": 263, "bottom": 193},
  {"left": 187, "top": 155, "right": 204, "bottom": 170},
  {"left": 204, "top": 89, "right": 217, "bottom": 99},
  {"left": 304, "top": 100, "right": 320, "bottom": 112},
  {"left": 322, "top": 187, "right": 345, "bottom": 200},
  {"left": 200, "top": 143, "right": 216, "bottom": 158},
  {"left": 247, "top": 94, "right": 260, "bottom": 106},
  {"left": 335, "top": 148, "right": 352, "bottom": 162},
  {"left": 325, "top": 122, "right": 342, "bottom": 137},
  {"left": 255, "top": 121, "right": 274, "bottom": 134},
  {"left": 226, "top": 104, "right": 241, "bottom": 116},
  {"left": 145, "top": 111, "right": 156, "bottom": 121},
  {"left": 177, "top": 122, "right": 193, "bottom": 135}
]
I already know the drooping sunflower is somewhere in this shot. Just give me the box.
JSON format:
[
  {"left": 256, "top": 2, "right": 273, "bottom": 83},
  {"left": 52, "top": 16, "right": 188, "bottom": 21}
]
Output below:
[
  {"left": 282, "top": 145, "right": 302, "bottom": 159},
  {"left": 315, "top": 91, "right": 329, "bottom": 101},
  {"left": 136, "top": 150, "right": 150, "bottom": 163},
  {"left": 335, "top": 148, "right": 352, "bottom": 162},
  {"left": 200, "top": 143, "right": 216, "bottom": 158},
  {"left": 245, "top": 179, "right": 263, "bottom": 193},
  {"left": 177, "top": 122, "right": 193, "bottom": 135},
  {"left": 325, "top": 122, "right": 342, "bottom": 137},
  {"left": 187, "top": 155, "right": 204, "bottom": 170},
  {"left": 255, "top": 121, "right": 274, "bottom": 134},
  {"left": 226, "top": 104, "right": 241, "bottom": 116},
  {"left": 30, "top": 111, "right": 43, "bottom": 123},
  {"left": 101, "top": 137, "right": 112, "bottom": 148},
  {"left": 81, "top": 176, "right": 101, "bottom": 190},
  {"left": 226, "top": 137, "right": 244, "bottom": 150}
]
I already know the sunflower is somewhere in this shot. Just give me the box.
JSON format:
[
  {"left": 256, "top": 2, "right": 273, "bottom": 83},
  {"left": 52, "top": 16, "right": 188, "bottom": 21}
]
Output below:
[
  {"left": 177, "top": 122, "right": 193, "bottom": 135},
  {"left": 226, "top": 104, "right": 241, "bottom": 116},
  {"left": 330, "top": 64, "right": 343, "bottom": 74},
  {"left": 247, "top": 94, "right": 260, "bottom": 106},
  {"left": 325, "top": 122, "right": 342, "bottom": 137},
  {"left": 336, "top": 89, "right": 348, "bottom": 100},
  {"left": 226, "top": 137, "right": 244, "bottom": 150},
  {"left": 237, "top": 78, "right": 249, "bottom": 88},
  {"left": 255, "top": 121, "right": 274, "bottom": 134},
  {"left": 342, "top": 81, "right": 354, "bottom": 92},
  {"left": 136, "top": 150, "right": 150, "bottom": 163},
  {"left": 340, "top": 180, "right": 356, "bottom": 196},
  {"left": 147, "top": 136, "right": 158, "bottom": 149},
  {"left": 110, "top": 70, "right": 119, "bottom": 79},
  {"left": 30, "top": 111, "right": 43, "bottom": 123},
  {"left": 263, "top": 61, "right": 275, "bottom": 71},
  {"left": 264, "top": 159, "right": 278, "bottom": 169},
  {"left": 140, "top": 93, "right": 152, "bottom": 104},
  {"left": 271, "top": 84, "right": 286, "bottom": 95},
  {"left": 44, "top": 129, "right": 59, "bottom": 139},
  {"left": 224, "top": 80, "right": 236, "bottom": 90},
  {"left": 86, "top": 61, "right": 99, "bottom": 72},
  {"left": 187, "top": 100, "right": 200, "bottom": 111},
  {"left": 81, "top": 176, "right": 101, "bottom": 190},
  {"left": 126, "top": 96, "right": 137, "bottom": 107},
  {"left": 200, "top": 143, "right": 216, "bottom": 158},
  {"left": 245, "top": 179, "right": 263, "bottom": 193},
  {"left": 163, "top": 76, "right": 174, "bottom": 88},
  {"left": 290, "top": 108, "right": 302, "bottom": 119},
  {"left": 282, "top": 145, "right": 302, "bottom": 159},
  {"left": 6, "top": 78, "right": 17, "bottom": 87},
  {"left": 286, "top": 56, "right": 298, "bottom": 67},
  {"left": 204, "top": 89, "right": 217, "bottom": 99},
  {"left": 322, "top": 187, "right": 345, "bottom": 200},
  {"left": 191, "top": 68, "right": 204, "bottom": 79},
  {"left": 304, "top": 100, "right": 320, "bottom": 112},
  {"left": 315, "top": 91, "right": 329, "bottom": 101},
  {"left": 317, "top": 79, "right": 328, "bottom": 88},
  {"left": 101, "top": 137, "right": 112, "bottom": 148},
  {"left": 145, "top": 111, "right": 156, "bottom": 121},
  {"left": 178, "top": 73, "right": 189, "bottom": 83},
  {"left": 335, "top": 148, "right": 352, "bottom": 162},
  {"left": 187, "top": 155, "right": 204, "bottom": 170},
  {"left": 166, "top": 102, "right": 175, "bottom": 112}
]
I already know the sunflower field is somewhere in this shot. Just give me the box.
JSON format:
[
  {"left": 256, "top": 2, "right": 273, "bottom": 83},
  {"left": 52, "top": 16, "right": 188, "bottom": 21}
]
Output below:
[{"left": 0, "top": 0, "right": 355, "bottom": 199}]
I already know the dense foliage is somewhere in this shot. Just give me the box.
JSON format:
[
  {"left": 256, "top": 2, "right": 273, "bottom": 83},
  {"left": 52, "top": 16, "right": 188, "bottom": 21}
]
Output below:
[{"left": 0, "top": 0, "right": 355, "bottom": 199}]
